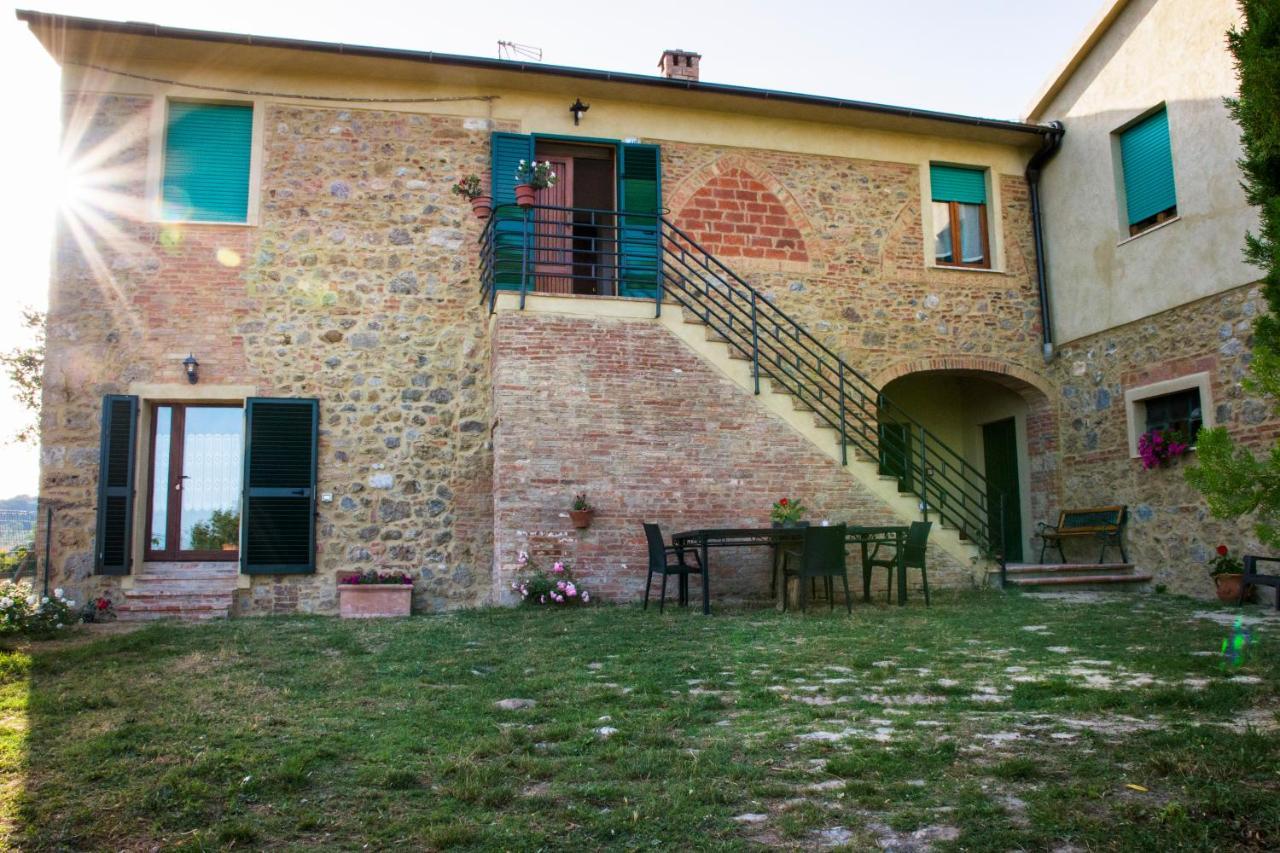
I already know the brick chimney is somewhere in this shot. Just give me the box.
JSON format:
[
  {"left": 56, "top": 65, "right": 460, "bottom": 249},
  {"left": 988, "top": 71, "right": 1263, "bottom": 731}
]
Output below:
[{"left": 659, "top": 49, "right": 701, "bottom": 82}]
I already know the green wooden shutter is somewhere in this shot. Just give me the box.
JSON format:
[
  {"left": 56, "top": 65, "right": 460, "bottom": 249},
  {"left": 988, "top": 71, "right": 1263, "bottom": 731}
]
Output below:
[
  {"left": 491, "top": 132, "right": 535, "bottom": 291},
  {"left": 1119, "top": 108, "right": 1177, "bottom": 225},
  {"left": 930, "top": 165, "right": 987, "bottom": 204},
  {"left": 618, "top": 142, "right": 662, "bottom": 298},
  {"left": 241, "top": 398, "right": 318, "bottom": 574},
  {"left": 162, "top": 102, "right": 253, "bottom": 223},
  {"left": 95, "top": 395, "right": 138, "bottom": 575}
]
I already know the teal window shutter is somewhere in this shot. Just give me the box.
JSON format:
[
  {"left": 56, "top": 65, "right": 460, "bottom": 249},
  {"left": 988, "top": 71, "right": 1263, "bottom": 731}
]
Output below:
[
  {"left": 162, "top": 102, "right": 253, "bottom": 223},
  {"left": 490, "top": 132, "right": 534, "bottom": 291},
  {"left": 1119, "top": 108, "right": 1177, "bottom": 225},
  {"left": 618, "top": 142, "right": 662, "bottom": 298},
  {"left": 95, "top": 395, "right": 138, "bottom": 575},
  {"left": 930, "top": 165, "right": 987, "bottom": 205},
  {"left": 241, "top": 398, "right": 318, "bottom": 574}
]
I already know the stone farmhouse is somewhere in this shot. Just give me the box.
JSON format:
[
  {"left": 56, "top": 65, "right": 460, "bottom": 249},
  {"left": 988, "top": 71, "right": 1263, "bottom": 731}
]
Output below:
[{"left": 17, "top": 0, "right": 1272, "bottom": 619}]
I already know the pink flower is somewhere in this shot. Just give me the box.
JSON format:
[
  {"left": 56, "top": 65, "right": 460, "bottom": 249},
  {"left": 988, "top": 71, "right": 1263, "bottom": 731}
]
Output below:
[
  {"left": 518, "top": 551, "right": 529, "bottom": 564},
  {"left": 582, "top": 591, "right": 590, "bottom": 603},
  {"left": 566, "top": 584, "right": 577, "bottom": 597},
  {"left": 553, "top": 562, "right": 565, "bottom": 573},
  {"left": 539, "top": 595, "right": 546, "bottom": 604}
]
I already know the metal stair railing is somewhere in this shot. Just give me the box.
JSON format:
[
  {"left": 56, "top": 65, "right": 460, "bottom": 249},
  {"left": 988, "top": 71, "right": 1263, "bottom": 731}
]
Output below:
[{"left": 477, "top": 204, "right": 1009, "bottom": 572}]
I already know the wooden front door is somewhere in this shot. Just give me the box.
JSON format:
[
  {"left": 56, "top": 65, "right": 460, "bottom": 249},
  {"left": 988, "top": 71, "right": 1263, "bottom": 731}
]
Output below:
[
  {"left": 533, "top": 156, "right": 574, "bottom": 293},
  {"left": 982, "top": 417, "right": 1023, "bottom": 562}
]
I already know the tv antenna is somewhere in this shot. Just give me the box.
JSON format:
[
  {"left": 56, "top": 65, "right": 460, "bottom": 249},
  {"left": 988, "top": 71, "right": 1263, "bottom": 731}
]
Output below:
[{"left": 498, "top": 40, "right": 543, "bottom": 61}]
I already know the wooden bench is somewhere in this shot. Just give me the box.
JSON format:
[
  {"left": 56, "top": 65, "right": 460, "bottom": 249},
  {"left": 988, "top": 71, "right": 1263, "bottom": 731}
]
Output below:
[
  {"left": 1241, "top": 555, "right": 1280, "bottom": 610},
  {"left": 1036, "top": 506, "right": 1128, "bottom": 564}
]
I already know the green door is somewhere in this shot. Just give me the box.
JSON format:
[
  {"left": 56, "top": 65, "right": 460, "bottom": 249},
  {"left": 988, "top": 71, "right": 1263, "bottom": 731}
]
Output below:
[{"left": 982, "top": 418, "right": 1023, "bottom": 562}]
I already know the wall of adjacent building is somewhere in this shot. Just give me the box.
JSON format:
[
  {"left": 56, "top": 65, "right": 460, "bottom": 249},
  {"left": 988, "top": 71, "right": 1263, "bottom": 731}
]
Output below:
[{"left": 1031, "top": 0, "right": 1260, "bottom": 344}]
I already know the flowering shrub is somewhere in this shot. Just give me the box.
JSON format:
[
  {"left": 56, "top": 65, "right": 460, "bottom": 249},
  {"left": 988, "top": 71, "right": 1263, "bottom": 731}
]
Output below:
[
  {"left": 450, "top": 175, "right": 485, "bottom": 200},
  {"left": 511, "top": 552, "right": 590, "bottom": 606},
  {"left": 81, "top": 595, "right": 116, "bottom": 623},
  {"left": 1138, "top": 428, "right": 1190, "bottom": 469},
  {"left": 1207, "top": 544, "right": 1245, "bottom": 577},
  {"left": 770, "top": 496, "right": 808, "bottom": 525},
  {"left": 339, "top": 570, "right": 413, "bottom": 585},
  {"left": 514, "top": 160, "right": 558, "bottom": 190},
  {"left": 0, "top": 581, "right": 76, "bottom": 638}
]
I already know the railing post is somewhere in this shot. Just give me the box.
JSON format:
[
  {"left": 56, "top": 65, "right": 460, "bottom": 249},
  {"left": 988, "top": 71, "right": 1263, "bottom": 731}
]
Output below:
[
  {"left": 998, "top": 492, "right": 1008, "bottom": 589},
  {"left": 519, "top": 206, "right": 531, "bottom": 310},
  {"left": 919, "top": 425, "right": 929, "bottom": 521},
  {"left": 654, "top": 214, "right": 664, "bottom": 319},
  {"left": 838, "top": 363, "right": 847, "bottom": 466},
  {"left": 751, "top": 293, "right": 760, "bottom": 395}
]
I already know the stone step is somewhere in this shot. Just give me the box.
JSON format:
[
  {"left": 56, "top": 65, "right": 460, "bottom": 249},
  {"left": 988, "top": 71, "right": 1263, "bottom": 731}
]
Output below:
[
  {"left": 122, "top": 593, "right": 234, "bottom": 609},
  {"left": 138, "top": 567, "right": 239, "bottom": 581},
  {"left": 1003, "top": 572, "right": 1153, "bottom": 589},
  {"left": 1003, "top": 562, "right": 1136, "bottom": 576},
  {"left": 117, "top": 607, "right": 229, "bottom": 622},
  {"left": 131, "top": 577, "right": 240, "bottom": 592}
]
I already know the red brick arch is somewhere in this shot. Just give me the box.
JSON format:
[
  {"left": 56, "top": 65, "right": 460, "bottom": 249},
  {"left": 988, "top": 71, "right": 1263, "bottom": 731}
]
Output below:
[
  {"left": 668, "top": 155, "right": 812, "bottom": 263},
  {"left": 872, "top": 356, "right": 1054, "bottom": 404}
]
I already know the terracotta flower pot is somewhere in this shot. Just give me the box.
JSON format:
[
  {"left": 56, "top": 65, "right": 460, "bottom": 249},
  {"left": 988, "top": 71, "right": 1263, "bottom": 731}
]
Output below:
[
  {"left": 515, "top": 183, "right": 537, "bottom": 208},
  {"left": 339, "top": 584, "right": 413, "bottom": 618},
  {"left": 1214, "top": 573, "right": 1250, "bottom": 603},
  {"left": 569, "top": 509, "right": 594, "bottom": 529},
  {"left": 471, "top": 195, "right": 492, "bottom": 219}
]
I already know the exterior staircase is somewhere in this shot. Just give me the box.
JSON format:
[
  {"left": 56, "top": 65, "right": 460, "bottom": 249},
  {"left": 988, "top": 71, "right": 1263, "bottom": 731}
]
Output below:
[
  {"left": 117, "top": 563, "right": 239, "bottom": 621},
  {"left": 991, "top": 562, "right": 1153, "bottom": 591},
  {"left": 480, "top": 205, "right": 1010, "bottom": 577}
]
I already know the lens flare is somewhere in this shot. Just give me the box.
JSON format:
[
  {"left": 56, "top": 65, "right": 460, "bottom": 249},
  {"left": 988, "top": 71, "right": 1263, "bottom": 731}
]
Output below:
[{"left": 215, "top": 248, "right": 242, "bottom": 268}]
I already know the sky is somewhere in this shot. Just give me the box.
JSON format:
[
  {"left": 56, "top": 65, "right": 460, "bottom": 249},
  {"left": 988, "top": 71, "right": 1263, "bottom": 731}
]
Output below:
[{"left": 0, "top": 0, "right": 1105, "bottom": 497}]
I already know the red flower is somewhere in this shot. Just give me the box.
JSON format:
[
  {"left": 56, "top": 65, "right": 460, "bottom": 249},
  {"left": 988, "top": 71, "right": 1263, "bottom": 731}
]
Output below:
[
  {"left": 97, "top": 598, "right": 110, "bottom": 610},
  {"left": 1217, "top": 545, "right": 1229, "bottom": 557},
  {"left": 779, "top": 498, "right": 789, "bottom": 507}
]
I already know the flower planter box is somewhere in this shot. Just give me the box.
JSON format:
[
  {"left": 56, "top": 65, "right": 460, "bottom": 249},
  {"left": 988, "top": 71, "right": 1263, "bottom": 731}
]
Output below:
[
  {"left": 515, "top": 183, "right": 537, "bottom": 208},
  {"left": 338, "top": 584, "right": 413, "bottom": 618}
]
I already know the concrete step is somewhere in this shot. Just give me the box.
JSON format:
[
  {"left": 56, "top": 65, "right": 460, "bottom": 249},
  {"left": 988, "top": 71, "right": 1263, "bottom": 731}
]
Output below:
[
  {"left": 1003, "top": 562, "right": 1136, "bottom": 577},
  {"left": 138, "top": 567, "right": 239, "bottom": 581},
  {"left": 130, "top": 577, "right": 239, "bottom": 592},
  {"left": 117, "top": 607, "right": 229, "bottom": 622},
  {"left": 1004, "top": 573, "right": 1153, "bottom": 589}
]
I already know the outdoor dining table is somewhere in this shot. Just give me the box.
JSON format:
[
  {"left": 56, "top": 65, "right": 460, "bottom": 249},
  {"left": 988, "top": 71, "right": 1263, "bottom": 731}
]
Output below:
[{"left": 670, "top": 524, "right": 910, "bottom": 614}]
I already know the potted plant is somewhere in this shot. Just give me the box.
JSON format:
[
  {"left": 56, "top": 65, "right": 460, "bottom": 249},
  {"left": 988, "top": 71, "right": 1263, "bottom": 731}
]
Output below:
[
  {"left": 513, "top": 160, "right": 558, "bottom": 208},
  {"left": 511, "top": 552, "right": 590, "bottom": 606},
  {"left": 770, "top": 497, "right": 809, "bottom": 528},
  {"left": 451, "top": 174, "right": 491, "bottom": 219},
  {"left": 1138, "top": 428, "right": 1191, "bottom": 469},
  {"left": 569, "top": 493, "right": 595, "bottom": 529},
  {"left": 337, "top": 569, "right": 414, "bottom": 618},
  {"left": 1208, "top": 544, "right": 1251, "bottom": 603}
]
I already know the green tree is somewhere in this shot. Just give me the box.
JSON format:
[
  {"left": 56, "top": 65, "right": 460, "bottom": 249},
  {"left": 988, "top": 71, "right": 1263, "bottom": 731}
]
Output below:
[
  {"left": 1185, "top": 1, "right": 1280, "bottom": 546},
  {"left": 0, "top": 309, "right": 44, "bottom": 445},
  {"left": 189, "top": 508, "right": 240, "bottom": 551}
]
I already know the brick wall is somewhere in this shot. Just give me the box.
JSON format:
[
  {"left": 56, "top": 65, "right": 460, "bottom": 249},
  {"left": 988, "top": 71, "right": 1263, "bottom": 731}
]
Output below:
[{"left": 490, "top": 311, "right": 971, "bottom": 605}]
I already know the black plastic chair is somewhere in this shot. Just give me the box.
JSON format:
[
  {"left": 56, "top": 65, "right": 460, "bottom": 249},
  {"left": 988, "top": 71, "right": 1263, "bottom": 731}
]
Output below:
[
  {"left": 1241, "top": 555, "right": 1280, "bottom": 610},
  {"left": 643, "top": 523, "right": 703, "bottom": 612},
  {"left": 781, "top": 524, "right": 850, "bottom": 613},
  {"left": 866, "top": 521, "right": 932, "bottom": 605}
]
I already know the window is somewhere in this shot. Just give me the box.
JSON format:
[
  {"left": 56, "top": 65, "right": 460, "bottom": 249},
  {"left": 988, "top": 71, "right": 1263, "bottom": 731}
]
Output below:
[
  {"left": 161, "top": 101, "right": 253, "bottom": 223},
  {"left": 146, "top": 404, "right": 245, "bottom": 560},
  {"left": 1123, "top": 372, "right": 1212, "bottom": 458},
  {"left": 930, "top": 164, "right": 990, "bottom": 269},
  {"left": 1118, "top": 107, "right": 1177, "bottom": 237},
  {"left": 1143, "top": 388, "right": 1202, "bottom": 445}
]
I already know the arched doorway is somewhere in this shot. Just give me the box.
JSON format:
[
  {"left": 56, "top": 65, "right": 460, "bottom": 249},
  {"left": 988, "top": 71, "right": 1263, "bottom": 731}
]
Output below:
[{"left": 876, "top": 366, "right": 1056, "bottom": 563}]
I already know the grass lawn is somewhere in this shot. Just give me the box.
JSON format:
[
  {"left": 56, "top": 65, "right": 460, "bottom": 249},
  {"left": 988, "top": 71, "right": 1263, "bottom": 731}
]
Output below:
[{"left": 1, "top": 590, "right": 1278, "bottom": 850}]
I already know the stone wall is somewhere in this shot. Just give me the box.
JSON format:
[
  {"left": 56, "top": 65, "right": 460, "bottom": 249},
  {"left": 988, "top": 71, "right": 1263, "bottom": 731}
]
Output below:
[
  {"left": 1050, "top": 283, "right": 1279, "bottom": 596},
  {"left": 39, "top": 94, "right": 499, "bottom": 614},
  {"left": 659, "top": 146, "right": 1046, "bottom": 383},
  {"left": 490, "top": 311, "right": 972, "bottom": 605}
]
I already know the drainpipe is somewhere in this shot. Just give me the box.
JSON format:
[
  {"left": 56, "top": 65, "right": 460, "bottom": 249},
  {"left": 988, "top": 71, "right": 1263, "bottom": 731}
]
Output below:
[{"left": 1025, "top": 120, "right": 1064, "bottom": 363}]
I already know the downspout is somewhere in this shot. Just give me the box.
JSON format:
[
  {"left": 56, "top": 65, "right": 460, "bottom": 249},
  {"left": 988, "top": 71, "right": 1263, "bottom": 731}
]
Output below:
[{"left": 1025, "top": 120, "right": 1064, "bottom": 363}]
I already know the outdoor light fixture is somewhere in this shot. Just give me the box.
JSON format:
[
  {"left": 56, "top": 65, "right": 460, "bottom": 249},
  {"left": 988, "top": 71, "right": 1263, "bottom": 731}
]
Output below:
[
  {"left": 183, "top": 354, "right": 199, "bottom": 384},
  {"left": 569, "top": 98, "right": 590, "bottom": 126}
]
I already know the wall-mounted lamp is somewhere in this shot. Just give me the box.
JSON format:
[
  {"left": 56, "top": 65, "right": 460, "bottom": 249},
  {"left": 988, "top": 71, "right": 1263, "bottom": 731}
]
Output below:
[
  {"left": 569, "top": 98, "right": 590, "bottom": 126},
  {"left": 183, "top": 353, "right": 199, "bottom": 385}
]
